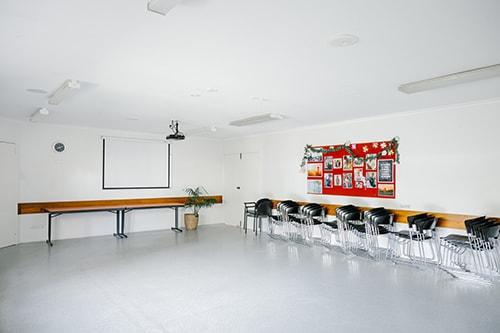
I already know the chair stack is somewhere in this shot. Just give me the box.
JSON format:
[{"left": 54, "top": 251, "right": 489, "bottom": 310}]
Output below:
[
  {"left": 441, "top": 216, "right": 500, "bottom": 279},
  {"left": 389, "top": 213, "right": 440, "bottom": 267},
  {"left": 268, "top": 200, "right": 299, "bottom": 239},
  {"left": 288, "top": 203, "right": 325, "bottom": 245}
]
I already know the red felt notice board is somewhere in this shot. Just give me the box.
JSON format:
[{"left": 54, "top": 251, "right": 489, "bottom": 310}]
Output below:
[{"left": 306, "top": 140, "right": 396, "bottom": 198}]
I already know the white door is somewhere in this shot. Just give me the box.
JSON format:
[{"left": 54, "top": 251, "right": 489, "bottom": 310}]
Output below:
[
  {"left": 223, "top": 152, "right": 262, "bottom": 227},
  {"left": 0, "top": 142, "right": 18, "bottom": 248}
]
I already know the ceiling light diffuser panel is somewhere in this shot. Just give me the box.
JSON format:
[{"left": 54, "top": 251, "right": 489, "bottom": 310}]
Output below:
[
  {"left": 48, "top": 79, "right": 80, "bottom": 105},
  {"left": 147, "top": 0, "right": 181, "bottom": 15},
  {"left": 398, "top": 64, "right": 500, "bottom": 94}
]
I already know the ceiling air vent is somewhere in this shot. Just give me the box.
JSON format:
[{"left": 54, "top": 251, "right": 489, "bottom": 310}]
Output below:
[{"left": 229, "top": 113, "right": 285, "bottom": 127}]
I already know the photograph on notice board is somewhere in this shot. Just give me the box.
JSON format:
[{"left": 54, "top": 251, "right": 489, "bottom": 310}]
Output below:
[
  {"left": 366, "top": 154, "right": 377, "bottom": 170},
  {"left": 324, "top": 173, "right": 333, "bottom": 188},
  {"left": 324, "top": 157, "right": 334, "bottom": 171},
  {"left": 308, "top": 152, "right": 323, "bottom": 162},
  {"left": 343, "top": 173, "right": 353, "bottom": 189},
  {"left": 307, "top": 180, "right": 323, "bottom": 194},
  {"left": 307, "top": 163, "right": 323, "bottom": 178},
  {"left": 355, "top": 181, "right": 364, "bottom": 189},
  {"left": 343, "top": 156, "right": 353, "bottom": 171},
  {"left": 378, "top": 184, "right": 395, "bottom": 197},
  {"left": 354, "top": 168, "right": 364, "bottom": 182},
  {"left": 334, "top": 174, "right": 342, "bottom": 186},
  {"left": 333, "top": 158, "right": 342, "bottom": 169},
  {"left": 353, "top": 157, "right": 364, "bottom": 167},
  {"left": 378, "top": 159, "right": 394, "bottom": 183},
  {"left": 365, "top": 172, "right": 377, "bottom": 189}
]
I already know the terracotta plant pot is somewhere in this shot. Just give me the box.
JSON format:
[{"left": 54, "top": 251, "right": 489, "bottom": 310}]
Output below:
[{"left": 184, "top": 213, "right": 199, "bottom": 230}]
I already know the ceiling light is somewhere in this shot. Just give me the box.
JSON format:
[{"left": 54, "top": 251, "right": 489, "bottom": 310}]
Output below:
[
  {"left": 29, "top": 108, "right": 50, "bottom": 122},
  {"left": 26, "top": 88, "right": 48, "bottom": 94},
  {"left": 147, "top": 0, "right": 181, "bottom": 16},
  {"left": 229, "top": 113, "right": 285, "bottom": 127},
  {"left": 330, "top": 34, "right": 359, "bottom": 47},
  {"left": 398, "top": 63, "right": 500, "bottom": 94},
  {"left": 48, "top": 79, "right": 80, "bottom": 105}
]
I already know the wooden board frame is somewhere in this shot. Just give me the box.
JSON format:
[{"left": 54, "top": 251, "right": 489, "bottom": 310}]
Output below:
[{"left": 18, "top": 196, "right": 223, "bottom": 215}]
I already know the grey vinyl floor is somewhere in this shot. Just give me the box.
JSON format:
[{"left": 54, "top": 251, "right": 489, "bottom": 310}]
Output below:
[{"left": 1, "top": 224, "right": 499, "bottom": 332}]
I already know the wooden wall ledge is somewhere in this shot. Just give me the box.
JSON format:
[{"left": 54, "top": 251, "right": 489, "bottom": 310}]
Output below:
[
  {"left": 18, "top": 196, "right": 223, "bottom": 215},
  {"left": 270, "top": 199, "right": 488, "bottom": 230}
]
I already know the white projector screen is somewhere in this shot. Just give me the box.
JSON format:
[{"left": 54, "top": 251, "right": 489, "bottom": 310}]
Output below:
[{"left": 102, "top": 137, "right": 170, "bottom": 189}]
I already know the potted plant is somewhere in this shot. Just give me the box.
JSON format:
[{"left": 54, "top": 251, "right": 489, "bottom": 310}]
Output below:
[{"left": 184, "top": 187, "right": 216, "bottom": 230}]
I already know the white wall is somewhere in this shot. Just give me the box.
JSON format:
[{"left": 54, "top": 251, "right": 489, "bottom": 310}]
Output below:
[
  {"left": 223, "top": 98, "right": 500, "bottom": 219},
  {"left": 0, "top": 118, "right": 225, "bottom": 243}
]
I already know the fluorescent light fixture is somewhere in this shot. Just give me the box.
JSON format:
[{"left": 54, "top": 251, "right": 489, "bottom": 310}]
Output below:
[
  {"left": 147, "top": 0, "right": 181, "bottom": 15},
  {"left": 29, "top": 108, "right": 50, "bottom": 122},
  {"left": 229, "top": 113, "right": 285, "bottom": 127},
  {"left": 48, "top": 79, "right": 80, "bottom": 105},
  {"left": 398, "top": 64, "right": 500, "bottom": 94}
]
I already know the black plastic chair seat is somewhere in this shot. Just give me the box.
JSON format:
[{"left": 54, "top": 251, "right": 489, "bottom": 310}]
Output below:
[
  {"left": 394, "top": 230, "right": 431, "bottom": 240},
  {"left": 442, "top": 234, "right": 469, "bottom": 244},
  {"left": 321, "top": 221, "right": 338, "bottom": 229}
]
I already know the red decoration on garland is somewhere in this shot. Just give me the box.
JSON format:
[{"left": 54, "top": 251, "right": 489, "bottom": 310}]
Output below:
[{"left": 306, "top": 140, "right": 396, "bottom": 198}]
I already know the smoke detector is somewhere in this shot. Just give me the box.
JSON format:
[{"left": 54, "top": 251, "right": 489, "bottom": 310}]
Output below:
[{"left": 330, "top": 34, "right": 359, "bottom": 47}]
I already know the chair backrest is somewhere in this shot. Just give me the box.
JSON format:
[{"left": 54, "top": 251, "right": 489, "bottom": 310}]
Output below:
[
  {"left": 255, "top": 199, "right": 272, "bottom": 216},
  {"left": 336, "top": 205, "right": 361, "bottom": 222},
  {"left": 407, "top": 213, "right": 428, "bottom": 228},
  {"left": 277, "top": 200, "right": 299, "bottom": 215},
  {"left": 414, "top": 217, "right": 437, "bottom": 233},
  {"left": 464, "top": 216, "right": 486, "bottom": 234}
]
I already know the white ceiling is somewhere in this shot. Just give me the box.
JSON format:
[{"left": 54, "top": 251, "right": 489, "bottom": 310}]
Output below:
[{"left": 1, "top": 0, "right": 499, "bottom": 138}]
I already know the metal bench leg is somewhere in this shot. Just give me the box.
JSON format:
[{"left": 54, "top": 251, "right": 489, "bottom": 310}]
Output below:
[
  {"left": 120, "top": 210, "right": 128, "bottom": 238},
  {"left": 46, "top": 213, "right": 54, "bottom": 246}
]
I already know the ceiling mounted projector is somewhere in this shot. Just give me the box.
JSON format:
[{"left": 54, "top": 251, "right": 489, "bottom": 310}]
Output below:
[
  {"left": 229, "top": 113, "right": 285, "bottom": 127},
  {"left": 48, "top": 79, "right": 80, "bottom": 105},
  {"left": 166, "top": 120, "right": 185, "bottom": 141},
  {"left": 398, "top": 63, "right": 500, "bottom": 94}
]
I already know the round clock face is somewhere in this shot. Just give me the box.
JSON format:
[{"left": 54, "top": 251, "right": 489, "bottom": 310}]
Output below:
[{"left": 53, "top": 142, "right": 65, "bottom": 153}]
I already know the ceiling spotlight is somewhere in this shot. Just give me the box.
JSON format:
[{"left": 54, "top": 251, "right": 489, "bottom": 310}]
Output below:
[
  {"left": 398, "top": 63, "right": 500, "bottom": 94},
  {"left": 330, "top": 34, "right": 359, "bottom": 47},
  {"left": 166, "top": 120, "right": 186, "bottom": 141},
  {"left": 48, "top": 79, "right": 80, "bottom": 105}
]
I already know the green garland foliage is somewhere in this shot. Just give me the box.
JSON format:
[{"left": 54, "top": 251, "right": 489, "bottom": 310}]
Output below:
[{"left": 300, "top": 137, "right": 400, "bottom": 168}]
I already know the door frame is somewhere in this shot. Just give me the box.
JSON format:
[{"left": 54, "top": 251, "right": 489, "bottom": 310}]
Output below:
[{"left": 0, "top": 140, "right": 19, "bottom": 248}]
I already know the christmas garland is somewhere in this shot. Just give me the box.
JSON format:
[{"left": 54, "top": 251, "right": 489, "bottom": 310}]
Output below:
[{"left": 300, "top": 137, "right": 400, "bottom": 168}]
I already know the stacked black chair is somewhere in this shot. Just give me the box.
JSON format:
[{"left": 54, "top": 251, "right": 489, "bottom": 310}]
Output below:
[
  {"left": 363, "top": 208, "right": 394, "bottom": 259},
  {"left": 390, "top": 213, "right": 440, "bottom": 266},
  {"left": 333, "top": 205, "right": 363, "bottom": 252},
  {"left": 288, "top": 203, "right": 325, "bottom": 244},
  {"left": 243, "top": 198, "right": 272, "bottom": 234},
  {"left": 269, "top": 200, "right": 300, "bottom": 239}
]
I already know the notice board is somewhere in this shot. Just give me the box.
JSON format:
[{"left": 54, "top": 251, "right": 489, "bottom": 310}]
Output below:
[{"left": 306, "top": 140, "right": 396, "bottom": 198}]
